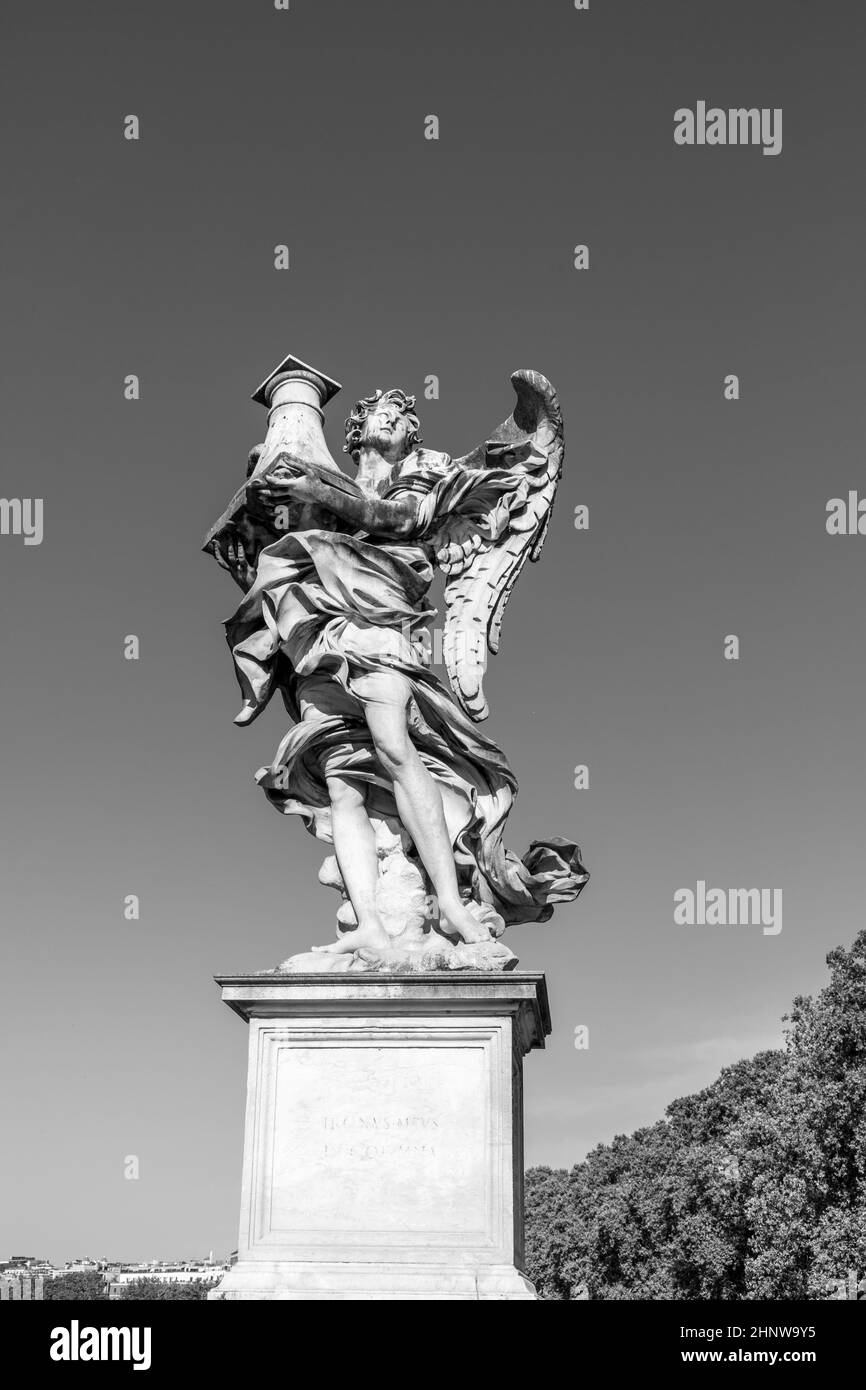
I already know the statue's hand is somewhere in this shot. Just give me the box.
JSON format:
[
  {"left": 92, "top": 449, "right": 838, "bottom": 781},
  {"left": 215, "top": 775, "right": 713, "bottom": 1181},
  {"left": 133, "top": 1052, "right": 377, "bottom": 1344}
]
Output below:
[
  {"left": 214, "top": 529, "right": 256, "bottom": 592},
  {"left": 248, "top": 463, "right": 313, "bottom": 512}
]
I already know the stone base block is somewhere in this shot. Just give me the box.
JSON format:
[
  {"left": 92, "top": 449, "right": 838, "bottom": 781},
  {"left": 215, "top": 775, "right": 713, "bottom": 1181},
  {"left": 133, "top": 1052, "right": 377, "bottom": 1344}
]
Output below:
[
  {"left": 210, "top": 1260, "right": 537, "bottom": 1301},
  {"left": 208, "top": 972, "right": 551, "bottom": 1302}
]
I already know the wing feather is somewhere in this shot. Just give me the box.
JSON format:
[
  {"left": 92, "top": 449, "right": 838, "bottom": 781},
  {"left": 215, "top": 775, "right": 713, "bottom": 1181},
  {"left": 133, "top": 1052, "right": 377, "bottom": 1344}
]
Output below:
[{"left": 441, "top": 371, "right": 564, "bottom": 721}]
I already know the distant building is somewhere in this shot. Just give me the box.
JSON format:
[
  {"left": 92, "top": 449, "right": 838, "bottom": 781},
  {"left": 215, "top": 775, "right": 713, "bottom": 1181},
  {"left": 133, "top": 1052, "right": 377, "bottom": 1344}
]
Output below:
[
  {"left": 0, "top": 1275, "right": 43, "bottom": 1301},
  {"left": 107, "top": 1259, "right": 229, "bottom": 1299},
  {"left": 0, "top": 1255, "right": 53, "bottom": 1297},
  {"left": 1, "top": 1251, "right": 231, "bottom": 1299}
]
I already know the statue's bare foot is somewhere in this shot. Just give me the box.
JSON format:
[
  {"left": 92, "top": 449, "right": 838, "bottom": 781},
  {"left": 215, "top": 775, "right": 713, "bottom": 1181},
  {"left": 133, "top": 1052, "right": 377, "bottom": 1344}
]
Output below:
[
  {"left": 440, "top": 901, "right": 492, "bottom": 945},
  {"left": 311, "top": 917, "right": 391, "bottom": 955}
]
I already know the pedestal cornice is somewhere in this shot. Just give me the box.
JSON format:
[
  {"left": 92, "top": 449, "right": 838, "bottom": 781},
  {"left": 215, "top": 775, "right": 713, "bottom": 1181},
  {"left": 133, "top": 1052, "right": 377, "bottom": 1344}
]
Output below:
[{"left": 213, "top": 971, "right": 551, "bottom": 1055}]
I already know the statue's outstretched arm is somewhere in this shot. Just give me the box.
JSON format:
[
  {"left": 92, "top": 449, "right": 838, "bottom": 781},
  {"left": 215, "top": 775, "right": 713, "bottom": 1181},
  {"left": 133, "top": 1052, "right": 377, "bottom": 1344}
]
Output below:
[{"left": 249, "top": 454, "right": 421, "bottom": 540}]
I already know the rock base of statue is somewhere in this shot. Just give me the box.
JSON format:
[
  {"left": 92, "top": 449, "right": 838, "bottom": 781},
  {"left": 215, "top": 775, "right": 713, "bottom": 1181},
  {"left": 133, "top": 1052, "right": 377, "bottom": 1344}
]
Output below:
[{"left": 208, "top": 971, "right": 551, "bottom": 1301}]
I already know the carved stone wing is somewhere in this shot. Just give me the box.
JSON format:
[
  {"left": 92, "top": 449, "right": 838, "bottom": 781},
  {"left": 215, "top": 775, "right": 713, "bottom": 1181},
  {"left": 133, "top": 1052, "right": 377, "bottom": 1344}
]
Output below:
[{"left": 438, "top": 370, "right": 564, "bottom": 722}]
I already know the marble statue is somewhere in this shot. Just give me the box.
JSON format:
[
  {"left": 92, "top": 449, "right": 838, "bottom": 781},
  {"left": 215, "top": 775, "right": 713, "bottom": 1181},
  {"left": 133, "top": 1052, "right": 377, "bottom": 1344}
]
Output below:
[{"left": 204, "top": 355, "right": 588, "bottom": 972}]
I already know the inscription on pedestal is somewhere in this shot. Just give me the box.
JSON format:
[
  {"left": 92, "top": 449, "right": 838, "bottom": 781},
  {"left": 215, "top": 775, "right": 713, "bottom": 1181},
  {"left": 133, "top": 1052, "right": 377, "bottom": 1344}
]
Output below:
[{"left": 261, "top": 1037, "right": 490, "bottom": 1241}]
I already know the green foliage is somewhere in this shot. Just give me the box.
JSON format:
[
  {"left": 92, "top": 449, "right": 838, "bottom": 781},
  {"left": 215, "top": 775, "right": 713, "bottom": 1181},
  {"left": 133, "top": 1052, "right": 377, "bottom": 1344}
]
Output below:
[
  {"left": 43, "top": 1270, "right": 109, "bottom": 1301},
  {"left": 526, "top": 931, "right": 866, "bottom": 1300},
  {"left": 119, "top": 1277, "right": 215, "bottom": 1301}
]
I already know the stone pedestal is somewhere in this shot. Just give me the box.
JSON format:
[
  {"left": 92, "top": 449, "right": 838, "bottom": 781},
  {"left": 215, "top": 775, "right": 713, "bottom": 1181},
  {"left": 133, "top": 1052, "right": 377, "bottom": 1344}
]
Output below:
[{"left": 208, "top": 972, "right": 551, "bottom": 1301}]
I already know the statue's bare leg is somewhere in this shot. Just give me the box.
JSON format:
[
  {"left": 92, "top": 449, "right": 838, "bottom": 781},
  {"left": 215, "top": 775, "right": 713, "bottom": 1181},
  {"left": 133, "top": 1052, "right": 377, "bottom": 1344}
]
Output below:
[
  {"left": 361, "top": 677, "right": 490, "bottom": 945},
  {"left": 311, "top": 775, "right": 391, "bottom": 954}
]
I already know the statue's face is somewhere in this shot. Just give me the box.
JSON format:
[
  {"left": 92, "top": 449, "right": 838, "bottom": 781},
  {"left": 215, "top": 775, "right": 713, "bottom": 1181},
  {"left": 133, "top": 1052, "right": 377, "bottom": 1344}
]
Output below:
[{"left": 360, "top": 397, "right": 414, "bottom": 463}]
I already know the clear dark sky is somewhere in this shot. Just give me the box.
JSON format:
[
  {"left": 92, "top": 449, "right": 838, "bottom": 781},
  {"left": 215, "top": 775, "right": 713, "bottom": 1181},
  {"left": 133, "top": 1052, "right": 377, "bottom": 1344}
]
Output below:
[{"left": 2, "top": 0, "right": 865, "bottom": 1262}]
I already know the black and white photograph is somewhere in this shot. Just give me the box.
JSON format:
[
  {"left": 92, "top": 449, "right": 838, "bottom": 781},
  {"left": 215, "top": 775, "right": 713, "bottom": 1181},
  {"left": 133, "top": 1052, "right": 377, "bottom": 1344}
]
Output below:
[{"left": 2, "top": 0, "right": 865, "bottom": 1368}]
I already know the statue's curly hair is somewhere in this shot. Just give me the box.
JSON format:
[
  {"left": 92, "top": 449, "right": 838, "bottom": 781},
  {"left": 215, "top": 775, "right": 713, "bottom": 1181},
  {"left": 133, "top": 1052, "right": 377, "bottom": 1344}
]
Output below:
[{"left": 343, "top": 388, "right": 422, "bottom": 459}]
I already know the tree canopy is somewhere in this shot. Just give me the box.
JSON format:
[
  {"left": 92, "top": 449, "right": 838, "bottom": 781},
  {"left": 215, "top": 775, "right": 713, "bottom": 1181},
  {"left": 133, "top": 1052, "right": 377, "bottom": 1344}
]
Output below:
[
  {"left": 526, "top": 931, "right": 866, "bottom": 1300},
  {"left": 118, "top": 1277, "right": 215, "bottom": 1301},
  {"left": 43, "top": 1270, "right": 109, "bottom": 1301}
]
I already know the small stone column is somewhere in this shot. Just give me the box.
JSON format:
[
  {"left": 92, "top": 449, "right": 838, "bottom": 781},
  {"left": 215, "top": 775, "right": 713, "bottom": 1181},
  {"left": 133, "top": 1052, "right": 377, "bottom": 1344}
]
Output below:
[
  {"left": 208, "top": 971, "right": 551, "bottom": 1301},
  {"left": 249, "top": 354, "right": 342, "bottom": 482}
]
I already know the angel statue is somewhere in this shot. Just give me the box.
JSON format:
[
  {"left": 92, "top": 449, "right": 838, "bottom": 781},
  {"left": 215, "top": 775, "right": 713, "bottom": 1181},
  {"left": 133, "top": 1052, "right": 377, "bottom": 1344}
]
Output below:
[{"left": 204, "top": 356, "right": 588, "bottom": 973}]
